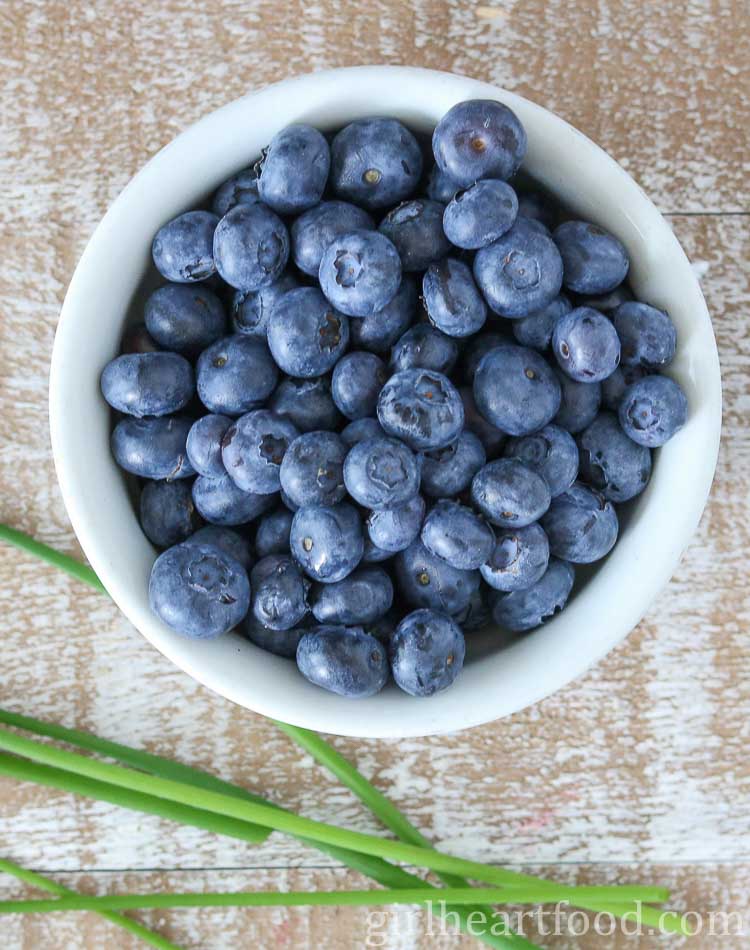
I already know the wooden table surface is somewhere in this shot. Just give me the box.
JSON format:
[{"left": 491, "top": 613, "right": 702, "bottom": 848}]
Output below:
[{"left": 1, "top": 1, "right": 748, "bottom": 947}]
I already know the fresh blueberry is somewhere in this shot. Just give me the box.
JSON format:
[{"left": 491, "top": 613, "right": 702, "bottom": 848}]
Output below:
[
  {"left": 318, "top": 230, "right": 402, "bottom": 318},
  {"left": 144, "top": 284, "right": 226, "bottom": 354},
  {"left": 331, "top": 352, "right": 388, "bottom": 420},
  {"left": 343, "top": 436, "right": 421, "bottom": 509},
  {"left": 267, "top": 287, "right": 349, "bottom": 378},
  {"left": 279, "top": 431, "right": 347, "bottom": 508},
  {"left": 420, "top": 431, "right": 486, "bottom": 498},
  {"left": 196, "top": 334, "right": 278, "bottom": 415},
  {"left": 578, "top": 412, "right": 652, "bottom": 502},
  {"left": 515, "top": 190, "right": 559, "bottom": 230},
  {"left": 395, "top": 539, "right": 480, "bottom": 615},
  {"left": 250, "top": 554, "right": 310, "bottom": 630},
  {"left": 221, "top": 409, "right": 300, "bottom": 494},
  {"left": 101, "top": 353, "right": 194, "bottom": 418},
  {"left": 291, "top": 200, "right": 374, "bottom": 277},
  {"left": 186, "top": 525, "right": 253, "bottom": 571},
  {"left": 311, "top": 566, "right": 394, "bottom": 625},
  {"left": 471, "top": 458, "right": 551, "bottom": 527},
  {"left": 377, "top": 368, "right": 464, "bottom": 452},
  {"left": 443, "top": 179, "right": 518, "bottom": 249},
  {"left": 618, "top": 375, "right": 688, "bottom": 447},
  {"left": 491, "top": 557, "right": 574, "bottom": 632},
  {"left": 420, "top": 499, "right": 494, "bottom": 570},
  {"left": 389, "top": 325, "right": 459, "bottom": 376},
  {"left": 212, "top": 167, "right": 260, "bottom": 217},
  {"left": 213, "top": 203, "right": 289, "bottom": 292},
  {"left": 504, "top": 425, "right": 579, "bottom": 497},
  {"left": 366, "top": 494, "right": 426, "bottom": 553},
  {"left": 459, "top": 386, "right": 506, "bottom": 457},
  {"left": 139, "top": 479, "right": 202, "bottom": 548},
  {"left": 426, "top": 165, "right": 461, "bottom": 203},
  {"left": 330, "top": 118, "right": 423, "bottom": 210},
  {"left": 574, "top": 282, "right": 633, "bottom": 314},
  {"left": 378, "top": 199, "right": 451, "bottom": 272},
  {"left": 480, "top": 523, "right": 550, "bottom": 592},
  {"left": 423, "top": 258, "right": 488, "bottom": 338},
  {"left": 362, "top": 538, "right": 394, "bottom": 563},
  {"left": 192, "top": 474, "right": 275, "bottom": 526},
  {"left": 121, "top": 323, "right": 160, "bottom": 355},
  {"left": 280, "top": 489, "right": 299, "bottom": 513},
  {"left": 290, "top": 502, "right": 364, "bottom": 583},
  {"left": 473, "top": 343, "right": 561, "bottom": 436},
  {"left": 453, "top": 584, "right": 493, "bottom": 632},
  {"left": 231, "top": 273, "right": 299, "bottom": 338},
  {"left": 552, "top": 307, "right": 621, "bottom": 383},
  {"left": 185, "top": 415, "right": 230, "bottom": 478},
  {"left": 460, "top": 331, "right": 510, "bottom": 382},
  {"left": 296, "top": 625, "right": 388, "bottom": 698},
  {"left": 512, "top": 294, "right": 571, "bottom": 351},
  {"left": 257, "top": 124, "right": 330, "bottom": 214},
  {"left": 254, "top": 507, "right": 294, "bottom": 558},
  {"left": 111, "top": 416, "right": 194, "bottom": 480},
  {"left": 600, "top": 365, "right": 647, "bottom": 412},
  {"left": 432, "top": 99, "right": 527, "bottom": 186},
  {"left": 612, "top": 302, "right": 677, "bottom": 369},
  {"left": 149, "top": 541, "right": 250, "bottom": 639},
  {"left": 152, "top": 211, "right": 219, "bottom": 283},
  {"left": 541, "top": 482, "right": 619, "bottom": 563},
  {"left": 474, "top": 217, "right": 564, "bottom": 318},
  {"left": 340, "top": 417, "right": 387, "bottom": 448},
  {"left": 241, "top": 613, "right": 308, "bottom": 659},
  {"left": 390, "top": 609, "right": 465, "bottom": 696},
  {"left": 554, "top": 220, "right": 629, "bottom": 295},
  {"left": 350, "top": 276, "right": 417, "bottom": 354},
  {"left": 552, "top": 368, "right": 602, "bottom": 433},
  {"left": 269, "top": 376, "right": 342, "bottom": 433}
]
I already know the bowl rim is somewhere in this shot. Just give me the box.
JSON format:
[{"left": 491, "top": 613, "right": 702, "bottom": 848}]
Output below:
[{"left": 49, "top": 65, "right": 722, "bottom": 738}]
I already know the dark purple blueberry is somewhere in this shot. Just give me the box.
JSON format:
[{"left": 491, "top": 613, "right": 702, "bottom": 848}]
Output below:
[
  {"left": 366, "top": 494, "right": 426, "bottom": 553},
  {"left": 296, "top": 626, "right": 388, "bottom": 698},
  {"left": 343, "top": 436, "right": 421, "bottom": 510},
  {"left": 389, "top": 325, "right": 459, "bottom": 376},
  {"left": 318, "top": 229, "right": 401, "bottom": 318},
  {"left": 144, "top": 284, "right": 226, "bottom": 354},
  {"left": 390, "top": 609, "right": 465, "bottom": 696},
  {"left": 553, "top": 367, "right": 602, "bottom": 433},
  {"left": 349, "top": 276, "right": 417, "bottom": 354},
  {"left": 426, "top": 165, "right": 461, "bottom": 203},
  {"left": 432, "top": 99, "right": 527, "bottom": 186},
  {"left": 221, "top": 409, "right": 300, "bottom": 494},
  {"left": 152, "top": 211, "right": 219, "bottom": 283},
  {"left": 192, "top": 474, "right": 276, "bottom": 526},
  {"left": 618, "top": 375, "right": 688, "bottom": 447},
  {"left": 554, "top": 220, "right": 629, "bottom": 295},
  {"left": 101, "top": 353, "right": 194, "bottom": 418},
  {"left": 230, "top": 273, "right": 299, "bottom": 338},
  {"left": 378, "top": 199, "right": 451, "bottom": 272},
  {"left": 241, "top": 613, "right": 308, "bottom": 659},
  {"left": 420, "top": 431, "right": 486, "bottom": 498},
  {"left": 377, "top": 368, "right": 464, "bottom": 452},
  {"left": 290, "top": 502, "right": 364, "bottom": 584},
  {"left": 196, "top": 334, "right": 278, "bottom": 416},
  {"left": 541, "top": 482, "right": 619, "bottom": 563},
  {"left": 423, "top": 258, "right": 488, "bottom": 338},
  {"left": 186, "top": 525, "right": 253, "bottom": 571},
  {"left": 459, "top": 386, "right": 506, "bottom": 458},
  {"left": 600, "top": 364, "right": 647, "bottom": 412},
  {"left": 269, "top": 376, "right": 342, "bottom": 433},
  {"left": 340, "top": 417, "right": 387, "bottom": 448},
  {"left": 251, "top": 554, "right": 310, "bottom": 630},
  {"left": 471, "top": 458, "right": 551, "bottom": 528},
  {"left": 473, "top": 343, "right": 561, "bottom": 436},
  {"left": 491, "top": 557, "right": 574, "bottom": 632},
  {"left": 331, "top": 352, "right": 388, "bottom": 421},
  {"left": 612, "top": 301, "right": 677, "bottom": 369},
  {"left": 420, "top": 499, "right": 494, "bottom": 571},
  {"left": 291, "top": 201, "right": 374, "bottom": 277},
  {"left": 503, "top": 424, "right": 577, "bottom": 497},
  {"left": 186, "top": 414, "right": 232, "bottom": 478},
  {"left": 395, "top": 539, "right": 480, "bottom": 615},
  {"left": 443, "top": 179, "right": 518, "bottom": 249},
  {"left": 578, "top": 412, "right": 652, "bottom": 502},
  {"left": 212, "top": 167, "right": 260, "bottom": 217},
  {"left": 512, "top": 294, "right": 572, "bottom": 351},
  {"left": 139, "top": 479, "right": 202, "bottom": 548},
  {"left": 254, "top": 507, "right": 294, "bottom": 559},
  {"left": 480, "top": 523, "right": 550, "bottom": 592},
  {"left": 311, "top": 566, "right": 394, "bottom": 625},
  {"left": 267, "top": 287, "right": 349, "bottom": 378},
  {"left": 552, "top": 307, "right": 621, "bottom": 383},
  {"left": 213, "top": 203, "right": 289, "bottom": 292},
  {"left": 257, "top": 124, "right": 330, "bottom": 214},
  {"left": 279, "top": 431, "right": 347, "bottom": 508},
  {"left": 111, "top": 416, "right": 194, "bottom": 480}
]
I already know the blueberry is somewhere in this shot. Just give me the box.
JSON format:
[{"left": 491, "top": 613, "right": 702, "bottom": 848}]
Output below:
[
  {"left": 318, "top": 230, "right": 401, "bottom": 318},
  {"left": 491, "top": 557, "right": 574, "bottom": 632},
  {"left": 280, "top": 489, "right": 299, "bottom": 513},
  {"left": 257, "top": 124, "right": 330, "bottom": 214},
  {"left": 420, "top": 431, "right": 486, "bottom": 498},
  {"left": 512, "top": 294, "right": 572, "bottom": 351},
  {"left": 612, "top": 302, "right": 677, "bottom": 369},
  {"left": 149, "top": 541, "right": 250, "bottom": 639},
  {"left": 426, "top": 165, "right": 461, "bottom": 203},
  {"left": 343, "top": 436, "right": 421, "bottom": 509},
  {"left": 618, "top": 375, "right": 688, "bottom": 447},
  {"left": 311, "top": 566, "right": 394, "bottom": 625},
  {"left": 101, "top": 353, "right": 194, "bottom": 418},
  {"left": 552, "top": 367, "right": 602, "bottom": 433},
  {"left": 453, "top": 584, "right": 493, "bottom": 632},
  {"left": 390, "top": 609, "right": 465, "bottom": 696},
  {"left": 231, "top": 273, "right": 299, "bottom": 338},
  {"left": 254, "top": 507, "right": 294, "bottom": 558},
  {"left": 212, "top": 167, "right": 260, "bottom": 217},
  {"left": 139, "top": 479, "right": 201, "bottom": 548},
  {"left": 213, "top": 203, "right": 289, "bottom": 292},
  {"left": 331, "top": 352, "right": 388, "bottom": 420},
  {"left": 459, "top": 386, "right": 506, "bottom": 458},
  {"left": 290, "top": 502, "right": 364, "bottom": 583},
  {"left": 366, "top": 494, "right": 426, "bottom": 553},
  {"left": 152, "top": 211, "right": 219, "bottom": 283},
  {"left": 432, "top": 99, "right": 527, "bottom": 187},
  {"left": 279, "top": 431, "right": 347, "bottom": 507},
  {"left": 350, "top": 276, "right": 417, "bottom": 354},
  {"left": 269, "top": 376, "right": 342, "bottom": 433},
  {"left": 186, "top": 414, "right": 232, "bottom": 478},
  {"left": 574, "top": 282, "right": 633, "bottom": 314},
  {"left": 420, "top": 499, "right": 494, "bottom": 570},
  {"left": 395, "top": 539, "right": 480, "bottom": 615},
  {"left": 378, "top": 199, "right": 451, "bottom": 272},
  {"left": 340, "top": 417, "right": 387, "bottom": 448},
  {"left": 423, "top": 259, "right": 488, "bottom": 338},
  {"left": 111, "top": 416, "right": 194, "bottom": 480},
  {"left": 471, "top": 458, "right": 551, "bottom": 527},
  {"left": 267, "top": 288, "right": 349, "bottom": 378},
  {"left": 474, "top": 218, "right": 564, "bottom": 318},
  {"left": 296, "top": 626, "right": 388, "bottom": 698},
  {"left": 291, "top": 201, "right": 374, "bottom": 277},
  {"left": 221, "top": 409, "right": 300, "bottom": 494},
  {"left": 241, "top": 613, "right": 308, "bottom": 659},
  {"left": 554, "top": 221, "right": 629, "bottom": 295},
  {"left": 504, "top": 424, "right": 579, "bottom": 497},
  {"left": 144, "top": 284, "right": 226, "bottom": 354},
  {"left": 250, "top": 554, "right": 310, "bottom": 630},
  {"left": 377, "top": 368, "right": 464, "bottom": 452},
  {"left": 362, "top": 538, "right": 394, "bottom": 563},
  {"left": 389, "top": 325, "right": 459, "bottom": 376},
  {"left": 443, "top": 179, "right": 518, "bottom": 249},
  {"left": 196, "top": 334, "right": 278, "bottom": 415},
  {"left": 578, "top": 412, "right": 652, "bottom": 502},
  {"left": 600, "top": 365, "right": 647, "bottom": 412},
  {"left": 121, "top": 323, "right": 160, "bottom": 355},
  {"left": 515, "top": 190, "right": 559, "bottom": 230},
  {"left": 460, "top": 331, "right": 510, "bottom": 382},
  {"left": 480, "top": 523, "right": 550, "bottom": 592},
  {"left": 552, "top": 307, "right": 621, "bottom": 383},
  {"left": 473, "top": 343, "right": 561, "bottom": 436},
  {"left": 541, "top": 482, "right": 619, "bottom": 562},
  {"left": 192, "top": 474, "right": 275, "bottom": 526},
  {"left": 186, "top": 525, "right": 253, "bottom": 571},
  {"left": 330, "top": 118, "right": 423, "bottom": 210}
]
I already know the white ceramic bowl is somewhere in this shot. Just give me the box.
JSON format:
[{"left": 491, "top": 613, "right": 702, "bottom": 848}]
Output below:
[{"left": 49, "top": 66, "right": 721, "bottom": 738}]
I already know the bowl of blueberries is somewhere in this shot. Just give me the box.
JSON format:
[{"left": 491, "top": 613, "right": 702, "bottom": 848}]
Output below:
[{"left": 49, "top": 66, "right": 721, "bottom": 737}]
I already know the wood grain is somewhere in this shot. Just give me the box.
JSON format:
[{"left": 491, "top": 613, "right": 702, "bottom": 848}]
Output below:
[{"left": 0, "top": 0, "right": 748, "bottom": 947}]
